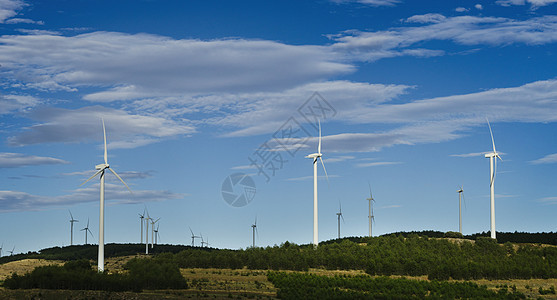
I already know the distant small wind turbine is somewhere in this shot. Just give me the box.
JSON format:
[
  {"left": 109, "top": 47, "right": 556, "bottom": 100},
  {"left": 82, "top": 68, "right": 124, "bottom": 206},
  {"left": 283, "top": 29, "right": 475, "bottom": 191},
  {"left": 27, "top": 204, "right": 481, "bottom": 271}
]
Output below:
[
  {"left": 0, "top": 243, "right": 3, "bottom": 257},
  {"left": 189, "top": 227, "right": 201, "bottom": 247},
  {"left": 154, "top": 224, "right": 160, "bottom": 245},
  {"left": 484, "top": 119, "right": 502, "bottom": 239},
  {"left": 69, "top": 210, "right": 79, "bottom": 246},
  {"left": 81, "top": 218, "right": 94, "bottom": 245},
  {"left": 251, "top": 217, "right": 258, "bottom": 248},
  {"left": 145, "top": 212, "right": 150, "bottom": 254},
  {"left": 457, "top": 186, "right": 464, "bottom": 234},
  {"left": 305, "top": 120, "right": 329, "bottom": 248},
  {"left": 151, "top": 217, "right": 160, "bottom": 248},
  {"left": 80, "top": 118, "right": 132, "bottom": 272},
  {"left": 8, "top": 246, "right": 14, "bottom": 256},
  {"left": 336, "top": 201, "right": 344, "bottom": 239},
  {"left": 366, "top": 183, "right": 375, "bottom": 237},
  {"left": 139, "top": 208, "right": 146, "bottom": 244}
]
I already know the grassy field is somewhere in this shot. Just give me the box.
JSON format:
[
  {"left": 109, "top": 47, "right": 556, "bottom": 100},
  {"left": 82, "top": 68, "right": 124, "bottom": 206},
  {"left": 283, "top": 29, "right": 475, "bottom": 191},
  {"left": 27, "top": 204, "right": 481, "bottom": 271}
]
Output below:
[{"left": 1, "top": 254, "right": 557, "bottom": 299}]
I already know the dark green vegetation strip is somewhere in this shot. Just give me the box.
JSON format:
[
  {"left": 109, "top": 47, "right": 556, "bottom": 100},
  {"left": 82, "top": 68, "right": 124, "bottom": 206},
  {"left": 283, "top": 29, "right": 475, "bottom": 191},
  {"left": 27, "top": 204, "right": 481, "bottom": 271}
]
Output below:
[
  {"left": 267, "top": 272, "right": 526, "bottom": 299},
  {"left": 152, "top": 236, "right": 557, "bottom": 280},
  {"left": 3, "top": 258, "right": 187, "bottom": 292}
]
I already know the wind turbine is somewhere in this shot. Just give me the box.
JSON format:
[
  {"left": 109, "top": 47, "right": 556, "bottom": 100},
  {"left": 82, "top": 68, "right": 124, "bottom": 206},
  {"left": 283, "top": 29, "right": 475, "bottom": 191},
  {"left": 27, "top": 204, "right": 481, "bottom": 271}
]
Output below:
[
  {"left": 189, "top": 227, "right": 200, "bottom": 247},
  {"left": 8, "top": 246, "right": 14, "bottom": 256},
  {"left": 251, "top": 217, "right": 258, "bottom": 248},
  {"left": 485, "top": 119, "right": 502, "bottom": 239},
  {"left": 80, "top": 118, "right": 132, "bottom": 272},
  {"left": 69, "top": 210, "right": 79, "bottom": 246},
  {"left": 154, "top": 224, "right": 160, "bottom": 245},
  {"left": 305, "top": 120, "right": 328, "bottom": 248},
  {"left": 145, "top": 212, "right": 150, "bottom": 254},
  {"left": 139, "top": 208, "right": 146, "bottom": 244},
  {"left": 81, "top": 218, "right": 94, "bottom": 245},
  {"left": 457, "top": 186, "right": 464, "bottom": 234},
  {"left": 336, "top": 202, "right": 344, "bottom": 239},
  {"left": 0, "top": 243, "right": 3, "bottom": 257},
  {"left": 151, "top": 217, "right": 160, "bottom": 248},
  {"left": 366, "top": 183, "right": 375, "bottom": 237}
]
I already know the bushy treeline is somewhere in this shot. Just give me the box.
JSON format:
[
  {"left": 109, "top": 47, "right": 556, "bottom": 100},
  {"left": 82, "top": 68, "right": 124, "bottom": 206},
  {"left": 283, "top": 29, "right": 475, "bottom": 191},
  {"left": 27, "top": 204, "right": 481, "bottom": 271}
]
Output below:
[
  {"left": 3, "top": 258, "right": 187, "bottom": 292},
  {"left": 151, "top": 236, "right": 557, "bottom": 280},
  {"left": 0, "top": 243, "right": 192, "bottom": 264},
  {"left": 383, "top": 231, "right": 557, "bottom": 245},
  {"left": 267, "top": 272, "right": 526, "bottom": 299}
]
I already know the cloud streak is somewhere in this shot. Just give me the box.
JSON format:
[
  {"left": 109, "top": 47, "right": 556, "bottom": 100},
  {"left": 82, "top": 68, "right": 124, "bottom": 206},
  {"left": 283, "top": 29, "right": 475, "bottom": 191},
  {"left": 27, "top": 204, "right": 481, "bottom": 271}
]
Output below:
[{"left": 0, "top": 152, "right": 69, "bottom": 168}]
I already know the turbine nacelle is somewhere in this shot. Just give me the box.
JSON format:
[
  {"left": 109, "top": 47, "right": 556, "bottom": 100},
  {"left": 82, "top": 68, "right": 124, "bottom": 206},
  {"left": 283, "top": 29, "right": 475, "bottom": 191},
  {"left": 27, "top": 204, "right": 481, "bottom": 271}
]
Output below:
[{"left": 95, "top": 163, "right": 109, "bottom": 170}]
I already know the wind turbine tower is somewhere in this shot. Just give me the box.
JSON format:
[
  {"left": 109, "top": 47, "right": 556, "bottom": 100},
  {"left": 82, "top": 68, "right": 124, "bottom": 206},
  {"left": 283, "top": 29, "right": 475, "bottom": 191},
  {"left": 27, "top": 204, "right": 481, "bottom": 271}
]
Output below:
[
  {"left": 80, "top": 118, "right": 132, "bottom": 272},
  {"left": 366, "top": 183, "right": 375, "bottom": 237},
  {"left": 336, "top": 202, "right": 344, "bottom": 239},
  {"left": 69, "top": 210, "right": 79, "bottom": 246},
  {"left": 81, "top": 218, "right": 93, "bottom": 245},
  {"left": 305, "top": 120, "right": 328, "bottom": 248},
  {"left": 139, "top": 209, "right": 145, "bottom": 244},
  {"left": 457, "top": 186, "right": 464, "bottom": 234},
  {"left": 151, "top": 217, "right": 160, "bottom": 248},
  {"left": 485, "top": 119, "right": 502, "bottom": 239},
  {"left": 251, "top": 217, "right": 258, "bottom": 248},
  {"left": 189, "top": 227, "right": 200, "bottom": 247}
]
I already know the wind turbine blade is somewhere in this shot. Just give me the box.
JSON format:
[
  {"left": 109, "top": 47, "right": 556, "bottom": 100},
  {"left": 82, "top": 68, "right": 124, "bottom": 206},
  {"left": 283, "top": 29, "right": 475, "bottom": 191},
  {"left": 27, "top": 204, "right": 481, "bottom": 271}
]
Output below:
[
  {"left": 368, "top": 182, "right": 373, "bottom": 198},
  {"left": 486, "top": 118, "right": 497, "bottom": 154},
  {"left": 69, "top": 210, "right": 74, "bottom": 220},
  {"left": 108, "top": 168, "right": 132, "bottom": 194},
  {"left": 189, "top": 227, "right": 194, "bottom": 236},
  {"left": 317, "top": 119, "right": 322, "bottom": 154},
  {"left": 319, "top": 157, "right": 330, "bottom": 186},
  {"left": 87, "top": 218, "right": 90, "bottom": 228},
  {"left": 80, "top": 169, "right": 104, "bottom": 186},
  {"left": 102, "top": 118, "right": 108, "bottom": 165}
]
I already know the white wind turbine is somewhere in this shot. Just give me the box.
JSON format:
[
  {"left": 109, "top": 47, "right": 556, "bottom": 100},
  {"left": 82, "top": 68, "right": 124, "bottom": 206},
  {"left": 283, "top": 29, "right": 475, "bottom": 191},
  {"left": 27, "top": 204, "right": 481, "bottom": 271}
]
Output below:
[
  {"left": 154, "top": 224, "right": 160, "bottom": 245},
  {"left": 305, "top": 120, "right": 329, "bottom": 248},
  {"left": 81, "top": 218, "right": 94, "bottom": 245},
  {"left": 251, "top": 217, "right": 258, "bottom": 248},
  {"left": 151, "top": 217, "right": 160, "bottom": 248},
  {"left": 189, "top": 227, "right": 200, "bottom": 247},
  {"left": 0, "top": 243, "right": 3, "bottom": 257},
  {"left": 69, "top": 210, "right": 79, "bottom": 246},
  {"left": 139, "top": 208, "right": 146, "bottom": 244},
  {"left": 8, "top": 246, "right": 14, "bottom": 256},
  {"left": 80, "top": 118, "right": 132, "bottom": 272},
  {"left": 485, "top": 119, "right": 502, "bottom": 239},
  {"left": 366, "top": 183, "right": 375, "bottom": 237},
  {"left": 336, "top": 201, "right": 344, "bottom": 239},
  {"left": 457, "top": 186, "right": 464, "bottom": 234},
  {"left": 145, "top": 212, "right": 151, "bottom": 254}
]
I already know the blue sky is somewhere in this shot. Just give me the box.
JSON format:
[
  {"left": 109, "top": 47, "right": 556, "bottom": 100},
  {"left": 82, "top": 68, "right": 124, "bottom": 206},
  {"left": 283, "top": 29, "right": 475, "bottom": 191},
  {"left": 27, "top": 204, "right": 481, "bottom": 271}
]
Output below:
[{"left": 1, "top": 0, "right": 557, "bottom": 254}]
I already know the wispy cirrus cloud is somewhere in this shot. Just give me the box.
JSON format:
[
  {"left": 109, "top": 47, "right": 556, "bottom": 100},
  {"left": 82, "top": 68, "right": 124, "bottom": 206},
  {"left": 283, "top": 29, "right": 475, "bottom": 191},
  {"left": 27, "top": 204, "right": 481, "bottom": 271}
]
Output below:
[
  {"left": 496, "top": 0, "right": 557, "bottom": 8},
  {"left": 330, "top": 0, "right": 400, "bottom": 6},
  {"left": 356, "top": 161, "right": 402, "bottom": 168},
  {"left": 530, "top": 153, "right": 557, "bottom": 164},
  {"left": 0, "top": 184, "right": 184, "bottom": 212},
  {"left": 538, "top": 196, "right": 557, "bottom": 204},
  {"left": 0, "top": 0, "right": 25, "bottom": 23},
  {"left": 0, "top": 152, "right": 68, "bottom": 168}
]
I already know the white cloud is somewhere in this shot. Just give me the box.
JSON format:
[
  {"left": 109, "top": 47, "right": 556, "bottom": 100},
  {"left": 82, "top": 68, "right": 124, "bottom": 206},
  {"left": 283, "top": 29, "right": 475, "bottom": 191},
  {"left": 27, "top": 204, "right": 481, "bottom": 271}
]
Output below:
[
  {"left": 5, "top": 17, "right": 43, "bottom": 24},
  {"left": 0, "top": 32, "right": 353, "bottom": 98},
  {"left": 475, "top": 4, "right": 483, "bottom": 10},
  {"left": 455, "top": 7, "right": 469, "bottom": 12},
  {"left": 538, "top": 196, "right": 557, "bottom": 204},
  {"left": 496, "top": 0, "right": 557, "bottom": 8},
  {"left": 530, "top": 153, "right": 557, "bottom": 164},
  {"left": 450, "top": 152, "right": 490, "bottom": 158},
  {"left": 323, "top": 155, "right": 355, "bottom": 163},
  {"left": 330, "top": 15, "right": 557, "bottom": 62},
  {"left": 356, "top": 161, "right": 402, "bottom": 167},
  {"left": 7, "top": 106, "right": 195, "bottom": 148},
  {"left": 330, "top": 0, "right": 400, "bottom": 6},
  {"left": 0, "top": 152, "right": 69, "bottom": 168},
  {"left": 0, "top": 185, "right": 184, "bottom": 212},
  {"left": 405, "top": 14, "right": 447, "bottom": 24},
  {"left": 0, "top": 0, "right": 25, "bottom": 23},
  {"left": 0, "top": 94, "right": 39, "bottom": 115}
]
